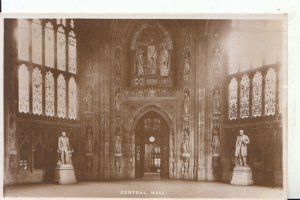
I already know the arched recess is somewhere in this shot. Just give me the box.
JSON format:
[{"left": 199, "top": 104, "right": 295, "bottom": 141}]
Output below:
[{"left": 130, "top": 104, "right": 175, "bottom": 179}]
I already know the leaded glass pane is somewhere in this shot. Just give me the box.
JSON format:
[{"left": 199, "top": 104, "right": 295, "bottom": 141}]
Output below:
[
  {"left": 68, "top": 77, "right": 77, "bottom": 119},
  {"left": 265, "top": 68, "right": 276, "bottom": 116},
  {"left": 252, "top": 71, "right": 263, "bottom": 117},
  {"left": 18, "top": 64, "right": 30, "bottom": 113},
  {"left": 45, "top": 71, "right": 55, "bottom": 116},
  {"left": 32, "top": 19, "right": 42, "bottom": 64},
  {"left": 32, "top": 68, "right": 43, "bottom": 115},
  {"left": 228, "top": 77, "right": 238, "bottom": 120},
  {"left": 68, "top": 31, "right": 76, "bottom": 74},
  {"left": 57, "top": 74, "right": 66, "bottom": 118},
  {"left": 57, "top": 27, "right": 66, "bottom": 71},
  {"left": 240, "top": 75, "right": 250, "bottom": 118},
  {"left": 17, "top": 20, "right": 30, "bottom": 61},
  {"left": 45, "top": 22, "right": 55, "bottom": 68}
]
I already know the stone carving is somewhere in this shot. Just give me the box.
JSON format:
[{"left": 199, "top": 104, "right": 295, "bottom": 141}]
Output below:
[
  {"left": 213, "top": 47, "right": 221, "bottom": 71},
  {"left": 125, "top": 87, "right": 179, "bottom": 97},
  {"left": 147, "top": 44, "right": 157, "bottom": 71},
  {"left": 115, "top": 47, "right": 121, "bottom": 74},
  {"left": 184, "top": 51, "right": 190, "bottom": 74},
  {"left": 159, "top": 41, "right": 170, "bottom": 77},
  {"left": 115, "top": 136, "right": 122, "bottom": 156},
  {"left": 86, "top": 128, "right": 93, "bottom": 153},
  {"left": 57, "top": 131, "right": 73, "bottom": 165},
  {"left": 211, "top": 126, "right": 220, "bottom": 156},
  {"left": 115, "top": 89, "right": 121, "bottom": 113},
  {"left": 8, "top": 118, "right": 16, "bottom": 153},
  {"left": 136, "top": 52, "right": 144, "bottom": 76},
  {"left": 235, "top": 129, "right": 250, "bottom": 166},
  {"left": 182, "top": 128, "right": 190, "bottom": 154},
  {"left": 212, "top": 88, "right": 221, "bottom": 114},
  {"left": 183, "top": 89, "right": 190, "bottom": 115},
  {"left": 85, "top": 83, "right": 93, "bottom": 112}
]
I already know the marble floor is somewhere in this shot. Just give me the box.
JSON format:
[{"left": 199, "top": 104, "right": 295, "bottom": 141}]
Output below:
[{"left": 4, "top": 179, "right": 285, "bottom": 199}]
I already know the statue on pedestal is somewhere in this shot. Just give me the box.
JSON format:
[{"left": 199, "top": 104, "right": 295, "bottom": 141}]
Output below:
[
  {"left": 55, "top": 131, "right": 77, "bottom": 184},
  {"left": 231, "top": 129, "right": 253, "bottom": 185},
  {"left": 211, "top": 127, "right": 220, "bottom": 157},
  {"left": 183, "top": 90, "right": 190, "bottom": 115},
  {"left": 235, "top": 129, "right": 250, "bottom": 166},
  {"left": 58, "top": 131, "right": 72, "bottom": 165},
  {"left": 181, "top": 128, "right": 190, "bottom": 159}
]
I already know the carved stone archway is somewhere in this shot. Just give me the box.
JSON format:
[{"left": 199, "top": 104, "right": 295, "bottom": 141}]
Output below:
[{"left": 130, "top": 104, "right": 175, "bottom": 179}]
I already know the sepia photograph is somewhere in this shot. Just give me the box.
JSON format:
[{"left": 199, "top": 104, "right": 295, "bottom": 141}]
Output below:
[{"left": 2, "top": 16, "right": 286, "bottom": 199}]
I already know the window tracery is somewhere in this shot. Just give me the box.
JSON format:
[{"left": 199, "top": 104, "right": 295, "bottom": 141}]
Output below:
[
  {"left": 240, "top": 75, "right": 250, "bottom": 118},
  {"left": 32, "top": 68, "right": 43, "bottom": 115},
  {"left": 131, "top": 23, "right": 173, "bottom": 87},
  {"left": 252, "top": 71, "right": 263, "bottom": 117},
  {"left": 18, "top": 64, "right": 30, "bottom": 113},
  {"left": 16, "top": 19, "right": 78, "bottom": 119},
  {"left": 228, "top": 77, "right": 238, "bottom": 120},
  {"left": 32, "top": 19, "right": 42, "bottom": 64},
  {"left": 265, "top": 68, "right": 276, "bottom": 116}
]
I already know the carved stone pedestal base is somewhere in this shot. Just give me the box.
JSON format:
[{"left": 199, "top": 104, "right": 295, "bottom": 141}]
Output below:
[
  {"left": 231, "top": 166, "right": 253, "bottom": 186},
  {"left": 54, "top": 164, "right": 77, "bottom": 184}
]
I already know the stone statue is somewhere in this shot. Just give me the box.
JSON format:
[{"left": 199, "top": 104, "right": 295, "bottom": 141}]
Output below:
[
  {"left": 115, "top": 136, "right": 122, "bottom": 154},
  {"left": 115, "top": 91, "right": 121, "bottom": 112},
  {"left": 85, "top": 84, "right": 92, "bottom": 112},
  {"left": 159, "top": 42, "right": 170, "bottom": 77},
  {"left": 213, "top": 88, "right": 221, "bottom": 113},
  {"left": 147, "top": 44, "right": 157, "bottom": 71},
  {"left": 86, "top": 128, "right": 93, "bottom": 153},
  {"left": 182, "top": 128, "right": 190, "bottom": 154},
  {"left": 211, "top": 127, "right": 220, "bottom": 156},
  {"left": 184, "top": 90, "right": 190, "bottom": 114},
  {"left": 115, "top": 48, "right": 121, "bottom": 74},
  {"left": 184, "top": 51, "right": 190, "bottom": 74},
  {"left": 58, "top": 131, "right": 72, "bottom": 165},
  {"left": 136, "top": 50, "right": 144, "bottom": 76},
  {"left": 235, "top": 129, "right": 250, "bottom": 166}
]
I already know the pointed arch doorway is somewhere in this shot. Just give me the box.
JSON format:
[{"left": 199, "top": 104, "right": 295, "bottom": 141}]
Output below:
[{"left": 135, "top": 111, "right": 169, "bottom": 179}]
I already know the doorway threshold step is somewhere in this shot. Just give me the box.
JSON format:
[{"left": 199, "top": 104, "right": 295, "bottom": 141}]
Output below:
[{"left": 143, "top": 172, "right": 161, "bottom": 180}]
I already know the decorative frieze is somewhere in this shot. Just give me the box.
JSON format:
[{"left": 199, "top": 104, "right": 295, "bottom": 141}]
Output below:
[{"left": 124, "top": 87, "right": 179, "bottom": 97}]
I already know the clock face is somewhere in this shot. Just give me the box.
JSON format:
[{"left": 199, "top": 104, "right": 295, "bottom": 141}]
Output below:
[{"left": 149, "top": 136, "right": 155, "bottom": 143}]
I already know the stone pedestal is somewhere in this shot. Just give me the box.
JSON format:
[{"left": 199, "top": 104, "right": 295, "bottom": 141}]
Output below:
[
  {"left": 54, "top": 164, "right": 77, "bottom": 184},
  {"left": 231, "top": 166, "right": 254, "bottom": 186}
]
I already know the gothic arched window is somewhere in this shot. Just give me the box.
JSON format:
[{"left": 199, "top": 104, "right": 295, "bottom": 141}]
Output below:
[
  {"left": 68, "top": 30, "right": 77, "bottom": 74},
  {"left": 57, "top": 26, "right": 66, "bottom": 71},
  {"left": 45, "top": 71, "right": 55, "bottom": 116},
  {"left": 16, "top": 19, "right": 78, "bottom": 119},
  {"left": 265, "top": 68, "right": 276, "bottom": 116},
  {"left": 18, "top": 64, "right": 30, "bottom": 113},
  {"left": 57, "top": 74, "right": 66, "bottom": 118},
  {"left": 68, "top": 77, "right": 77, "bottom": 119},
  {"left": 131, "top": 23, "right": 173, "bottom": 87},
  {"left": 252, "top": 71, "right": 263, "bottom": 117},
  {"left": 32, "top": 68, "right": 43, "bottom": 115},
  {"left": 228, "top": 77, "right": 238, "bottom": 120},
  {"left": 17, "top": 19, "right": 30, "bottom": 61},
  {"left": 240, "top": 75, "right": 250, "bottom": 118},
  {"left": 45, "top": 21, "right": 55, "bottom": 68},
  {"left": 32, "top": 19, "right": 42, "bottom": 64}
]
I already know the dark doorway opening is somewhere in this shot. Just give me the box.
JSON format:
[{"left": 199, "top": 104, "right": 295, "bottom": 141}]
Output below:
[{"left": 135, "top": 111, "right": 169, "bottom": 179}]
